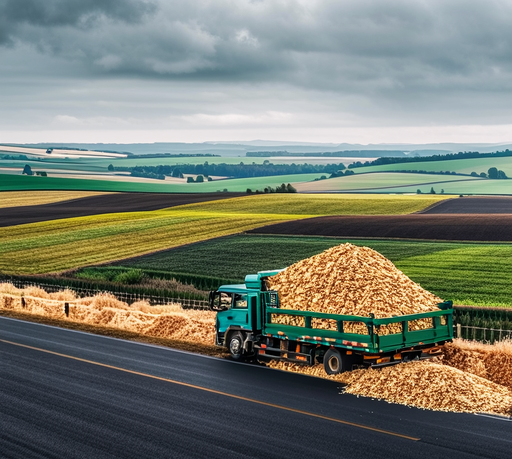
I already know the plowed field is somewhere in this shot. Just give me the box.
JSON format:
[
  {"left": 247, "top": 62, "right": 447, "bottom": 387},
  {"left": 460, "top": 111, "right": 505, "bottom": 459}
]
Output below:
[
  {"left": 249, "top": 214, "right": 512, "bottom": 241},
  {"left": 421, "top": 196, "right": 512, "bottom": 214}
]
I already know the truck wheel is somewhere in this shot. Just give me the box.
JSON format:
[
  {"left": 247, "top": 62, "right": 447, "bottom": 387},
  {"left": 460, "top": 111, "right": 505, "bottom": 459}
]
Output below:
[
  {"left": 228, "top": 331, "right": 245, "bottom": 361},
  {"left": 323, "top": 349, "right": 350, "bottom": 375}
]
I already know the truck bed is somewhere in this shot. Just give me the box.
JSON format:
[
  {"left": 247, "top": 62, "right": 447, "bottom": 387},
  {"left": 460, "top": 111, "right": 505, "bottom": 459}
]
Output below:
[{"left": 262, "top": 300, "right": 453, "bottom": 354}]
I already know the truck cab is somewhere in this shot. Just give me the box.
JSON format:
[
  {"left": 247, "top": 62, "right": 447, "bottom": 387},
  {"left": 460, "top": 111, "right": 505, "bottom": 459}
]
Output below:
[{"left": 209, "top": 270, "right": 282, "bottom": 360}]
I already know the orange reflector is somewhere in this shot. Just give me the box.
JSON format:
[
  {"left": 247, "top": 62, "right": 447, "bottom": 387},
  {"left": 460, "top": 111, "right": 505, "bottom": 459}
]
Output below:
[
  {"left": 346, "top": 351, "right": 352, "bottom": 355},
  {"left": 296, "top": 356, "right": 307, "bottom": 361},
  {"left": 261, "top": 344, "right": 267, "bottom": 349},
  {"left": 278, "top": 331, "right": 284, "bottom": 336},
  {"left": 258, "top": 350, "right": 265, "bottom": 355}
]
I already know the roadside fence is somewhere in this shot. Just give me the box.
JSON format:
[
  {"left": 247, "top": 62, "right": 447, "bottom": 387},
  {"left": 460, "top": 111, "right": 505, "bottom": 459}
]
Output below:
[
  {"left": 2, "top": 278, "right": 209, "bottom": 310},
  {"left": 455, "top": 324, "right": 512, "bottom": 344}
]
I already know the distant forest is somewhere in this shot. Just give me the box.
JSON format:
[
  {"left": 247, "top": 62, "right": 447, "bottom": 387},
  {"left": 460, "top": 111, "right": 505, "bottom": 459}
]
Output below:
[
  {"left": 246, "top": 150, "right": 406, "bottom": 158},
  {"left": 114, "top": 162, "right": 346, "bottom": 180},
  {"left": 348, "top": 150, "right": 512, "bottom": 169}
]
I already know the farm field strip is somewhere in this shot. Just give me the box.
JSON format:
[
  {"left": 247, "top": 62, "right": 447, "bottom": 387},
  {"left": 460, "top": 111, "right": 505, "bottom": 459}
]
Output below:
[
  {"left": 0, "top": 194, "right": 448, "bottom": 275},
  {"left": 358, "top": 180, "right": 512, "bottom": 195},
  {"left": 0, "top": 190, "right": 114, "bottom": 208},
  {"left": 295, "top": 172, "right": 481, "bottom": 192},
  {"left": 175, "top": 194, "right": 450, "bottom": 215},
  {"left": 115, "top": 235, "right": 512, "bottom": 307},
  {"left": 0, "top": 214, "right": 301, "bottom": 274},
  {"left": 0, "top": 173, "right": 326, "bottom": 193},
  {"left": 354, "top": 156, "right": 512, "bottom": 176}
]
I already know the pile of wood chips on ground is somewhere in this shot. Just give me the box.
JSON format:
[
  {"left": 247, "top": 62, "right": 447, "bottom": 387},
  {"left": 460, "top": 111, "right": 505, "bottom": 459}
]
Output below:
[
  {"left": 267, "top": 243, "right": 442, "bottom": 333},
  {"left": 442, "top": 339, "right": 512, "bottom": 390},
  {"left": 0, "top": 284, "right": 215, "bottom": 343},
  {"left": 268, "top": 340, "right": 512, "bottom": 416}
]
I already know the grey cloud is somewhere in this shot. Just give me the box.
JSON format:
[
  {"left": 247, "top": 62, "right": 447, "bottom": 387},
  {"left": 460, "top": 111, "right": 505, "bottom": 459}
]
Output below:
[
  {"left": 1, "top": 0, "right": 511, "bottom": 133},
  {"left": 0, "top": 0, "right": 156, "bottom": 44}
]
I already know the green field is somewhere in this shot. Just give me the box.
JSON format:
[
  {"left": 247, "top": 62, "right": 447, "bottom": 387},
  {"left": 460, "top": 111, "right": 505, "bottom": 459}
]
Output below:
[
  {"left": 296, "top": 172, "right": 481, "bottom": 192},
  {"left": 354, "top": 156, "right": 512, "bottom": 177},
  {"left": 0, "top": 173, "right": 327, "bottom": 193},
  {"left": 0, "top": 194, "right": 445, "bottom": 274},
  {"left": 114, "top": 234, "right": 512, "bottom": 307},
  {"left": 362, "top": 179, "right": 512, "bottom": 195}
]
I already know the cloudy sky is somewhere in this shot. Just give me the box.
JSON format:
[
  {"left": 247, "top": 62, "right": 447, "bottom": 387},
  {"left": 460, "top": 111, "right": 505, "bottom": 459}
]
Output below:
[{"left": 1, "top": 0, "right": 511, "bottom": 145}]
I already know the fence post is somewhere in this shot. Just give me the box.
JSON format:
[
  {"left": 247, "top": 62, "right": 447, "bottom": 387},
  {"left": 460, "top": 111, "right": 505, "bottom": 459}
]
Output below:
[
  {"left": 64, "top": 302, "right": 69, "bottom": 317},
  {"left": 456, "top": 323, "right": 461, "bottom": 339}
]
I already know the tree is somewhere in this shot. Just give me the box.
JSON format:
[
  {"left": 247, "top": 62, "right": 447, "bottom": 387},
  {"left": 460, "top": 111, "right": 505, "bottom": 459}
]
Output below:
[
  {"left": 488, "top": 167, "right": 498, "bottom": 179},
  {"left": 286, "top": 183, "right": 297, "bottom": 193},
  {"left": 196, "top": 175, "right": 204, "bottom": 183},
  {"left": 480, "top": 172, "right": 487, "bottom": 178},
  {"left": 186, "top": 177, "right": 195, "bottom": 183},
  {"left": 441, "top": 189, "right": 445, "bottom": 194},
  {"left": 172, "top": 168, "right": 183, "bottom": 178},
  {"left": 498, "top": 170, "right": 508, "bottom": 179},
  {"left": 430, "top": 187, "right": 436, "bottom": 194},
  {"left": 22, "top": 164, "right": 33, "bottom": 175},
  {"left": 107, "top": 164, "right": 114, "bottom": 171},
  {"left": 470, "top": 172, "right": 478, "bottom": 177},
  {"left": 416, "top": 189, "right": 422, "bottom": 194}
]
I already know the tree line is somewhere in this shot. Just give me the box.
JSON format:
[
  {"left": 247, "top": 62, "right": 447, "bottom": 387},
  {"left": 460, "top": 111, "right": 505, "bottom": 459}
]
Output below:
[{"left": 112, "top": 162, "right": 346, "bottom": 179}]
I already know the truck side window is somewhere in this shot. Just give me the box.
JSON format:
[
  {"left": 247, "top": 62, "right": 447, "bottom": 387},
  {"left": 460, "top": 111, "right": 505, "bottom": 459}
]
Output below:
[
  {"left": 233, "top": 294, "right": 248, "bottom": 309},
  {"left": 220, "top": 293, "right": 233, "bottom": 308}
]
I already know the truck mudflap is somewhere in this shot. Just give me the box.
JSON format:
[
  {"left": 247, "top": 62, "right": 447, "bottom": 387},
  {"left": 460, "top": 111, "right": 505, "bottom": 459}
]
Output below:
[{"left": 254, "top": 344, "right": 314, "bottom": 365}]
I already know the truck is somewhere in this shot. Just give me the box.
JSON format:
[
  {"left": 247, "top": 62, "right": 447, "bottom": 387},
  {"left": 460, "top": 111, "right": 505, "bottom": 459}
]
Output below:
[{"left": 209, "top": 270, "right": 453, "bottom": 374}]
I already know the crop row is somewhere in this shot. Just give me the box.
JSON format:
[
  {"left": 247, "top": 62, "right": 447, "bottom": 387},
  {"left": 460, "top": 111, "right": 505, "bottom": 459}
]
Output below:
[{"left": 116, "top": 235, "right": 512, "bottom": 307}]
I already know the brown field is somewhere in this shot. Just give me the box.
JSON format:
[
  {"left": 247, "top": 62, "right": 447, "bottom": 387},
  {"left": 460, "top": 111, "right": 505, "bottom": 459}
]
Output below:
[
  {"left": 249, "top": 214, "right": 512, "bottom": 241},
  {"left": 421, "top": 196, "right": 512, "bottom": 214},
  {"left": 0, "top": 191, "right": 245, "bottom": 227}
]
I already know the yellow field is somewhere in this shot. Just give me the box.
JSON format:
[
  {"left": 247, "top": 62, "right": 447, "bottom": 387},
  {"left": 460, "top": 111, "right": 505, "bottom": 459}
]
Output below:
[{"left": 0, "top": 190, "right": 114, "bottom": 208}]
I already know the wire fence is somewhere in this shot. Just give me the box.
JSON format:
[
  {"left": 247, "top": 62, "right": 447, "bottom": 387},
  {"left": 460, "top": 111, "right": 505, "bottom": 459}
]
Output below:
[
  {"left": 3, "top": 278, "right": 209, "bottom": 310},
  {"left": 455, "top": 324, "right": 512, "bottom": 344},
  {"left": 3, "top": 278, "right": 512, "bottom": 340}
]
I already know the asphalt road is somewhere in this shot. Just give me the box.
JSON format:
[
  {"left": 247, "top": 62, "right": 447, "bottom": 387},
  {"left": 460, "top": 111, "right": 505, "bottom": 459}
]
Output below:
[{"left": 1, "top": 318, "right": 510, "bottom": 459}]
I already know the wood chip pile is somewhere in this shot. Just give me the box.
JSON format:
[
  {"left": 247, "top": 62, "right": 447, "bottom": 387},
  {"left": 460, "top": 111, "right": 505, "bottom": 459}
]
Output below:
[
  {"left": 0, "top": 285, "right": 215, "bottom": 343},
  {"left": 443, "top": 339, "right": 512, "bottom": 390},
  {"left": 267, "top": 358, "right": 512, "bottom": 416},
  {"left": 266, "top": 243, "right": 442, "bottom": 333}
]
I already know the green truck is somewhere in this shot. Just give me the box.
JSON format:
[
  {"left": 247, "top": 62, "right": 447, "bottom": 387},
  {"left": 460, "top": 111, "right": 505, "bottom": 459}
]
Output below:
[{"left": 209, "top": 270, "right": 453, "bottom": 374}]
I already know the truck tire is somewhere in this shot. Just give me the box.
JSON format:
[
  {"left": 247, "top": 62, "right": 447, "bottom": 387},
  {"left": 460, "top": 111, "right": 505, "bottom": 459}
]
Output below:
[
  {"left": 228, "top": 331, "right": 245, "bottom": 361},
  {"left": 323, "top": 348, "right": 351, "bottom": 375}
]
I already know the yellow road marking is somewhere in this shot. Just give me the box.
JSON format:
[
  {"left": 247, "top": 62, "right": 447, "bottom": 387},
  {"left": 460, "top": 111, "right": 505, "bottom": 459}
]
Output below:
[{"left": 1, "top": 338, "right": 420, "bottom": 441}]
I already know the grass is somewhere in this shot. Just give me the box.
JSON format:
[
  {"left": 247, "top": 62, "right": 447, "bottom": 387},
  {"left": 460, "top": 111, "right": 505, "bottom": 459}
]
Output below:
[
  {"left": 353, "top": 157, "right": 512, "bottom": 177},
  {"left": 116, "top": 234, "right": 512, "bottom": 307},
  {"left": 0, "top": 190, "right": 113, "bottom": 208},
  {"left": 0, "top": 194, "right": 446, "bottom": 275},
  {"left": 175, "top": 193, "right": 449, "bottom": 215},
  {"left": 296, "top": 173, "right": 480, "bottom": 192},
  {"left": 0, "top": 173, "right": 325, "bottom": 193},
  {"left": 357, "top": 180, "right": 512, "bottom": 195}
]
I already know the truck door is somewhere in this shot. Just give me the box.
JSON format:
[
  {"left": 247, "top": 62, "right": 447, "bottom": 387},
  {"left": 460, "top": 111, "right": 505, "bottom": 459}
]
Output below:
[{"left": 216, "top": 292, "right": 251, "bottom": 334}]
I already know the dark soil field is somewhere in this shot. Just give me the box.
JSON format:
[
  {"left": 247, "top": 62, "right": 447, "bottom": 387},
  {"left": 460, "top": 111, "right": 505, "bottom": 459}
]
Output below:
[
  {"left": 421, "top": 196, "right": 512, "bottom": 214},
  {"left": 249, "top": 214, "right": 512, "bottom": 241},
  {"left": 0, "top": 192, "right": 244, "bottom": 227}
]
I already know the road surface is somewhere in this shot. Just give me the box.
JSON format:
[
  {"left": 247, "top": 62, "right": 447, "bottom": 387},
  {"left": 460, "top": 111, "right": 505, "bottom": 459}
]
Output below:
[{"left": 1, "top": 317, "right": 510, "bottom": 458}]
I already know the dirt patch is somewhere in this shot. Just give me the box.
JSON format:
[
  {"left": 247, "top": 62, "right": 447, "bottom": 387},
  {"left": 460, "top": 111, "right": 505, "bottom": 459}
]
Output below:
[
  {"left": 249, "top": 214, "right": 512, "bottom": 241},
  {"left": 421, "top": 196, "right": 512, "bottom": 214},
  {"left": 0, "top": 191, "right": 245, "bottom": 227}
]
